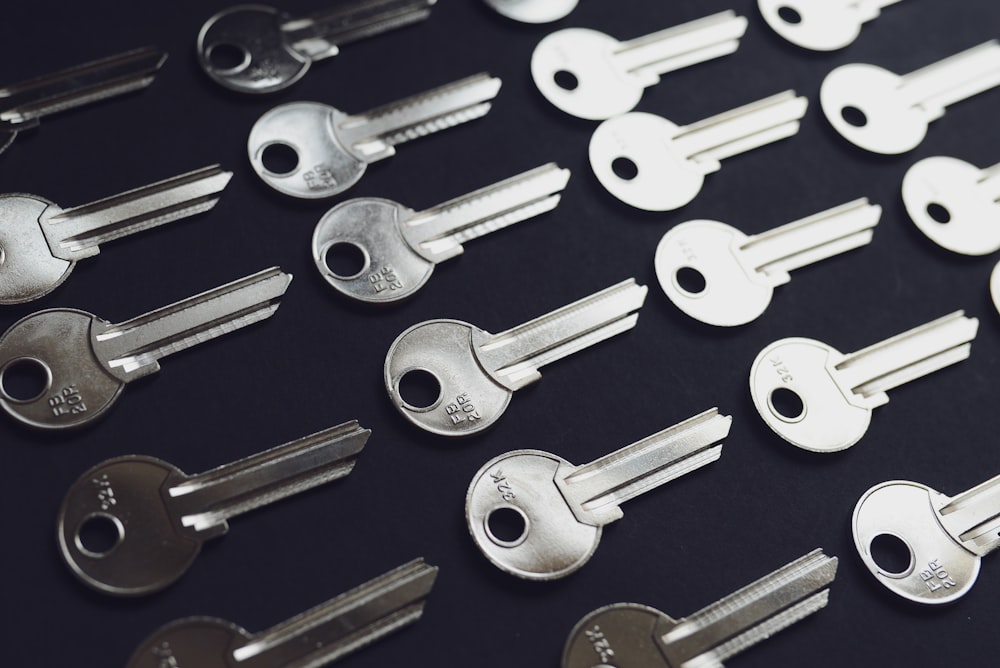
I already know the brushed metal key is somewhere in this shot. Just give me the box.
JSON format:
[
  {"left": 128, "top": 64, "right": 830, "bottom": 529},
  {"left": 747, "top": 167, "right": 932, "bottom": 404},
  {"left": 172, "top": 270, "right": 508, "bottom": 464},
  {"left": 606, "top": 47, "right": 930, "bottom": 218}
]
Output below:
[
  {"left": 484, "top": 0, "right": 577, "bottom": 24},
  {"left": 562, "top": 549, "right": 837, "bottom": 667},
  {"left": 312, "top": 163, "right": 570, "bottom": 303},
  {"left": 384, "top": 279, "right": 647, "bottom": 436},
  {"left": 0, "top": 267, "right": 291, "bottom": 430},
  {"left": 750, "top": 311, "right": 979, "bottom": 452},
  {"left": 654, "top": 198, "right": 881, "bottom": 326},
  {"left": 197, "top": 0, "right": 436, "bottom": 94},
  {"left": 58, "top": 421, "right": 369, "bottom": 596},
  {"left": 0, "top": 165, "right": 232, "bottom": 304},
  {"left": 821, "top": 41, "right": 1000, "bottom": 155},
  {"left": 248, "top": 73, "right": 501, "bottom": 199},
  {"left": 531, "top": 11, "right": 748, "bottom": 120},
  {"left": 759, "top": 0, "right": 903, "bottom": 52},
  {"left": 590, "top": 91, "right": 808, "bottom": 211},
  {"left": 466, "top": 408, "right": 730, "bottom": 580}
]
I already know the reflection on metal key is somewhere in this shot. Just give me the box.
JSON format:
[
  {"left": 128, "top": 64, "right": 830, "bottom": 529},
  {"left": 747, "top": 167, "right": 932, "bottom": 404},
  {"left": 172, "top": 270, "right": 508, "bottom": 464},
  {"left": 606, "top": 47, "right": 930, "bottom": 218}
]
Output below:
[
  {"left": 247, "top": 73, "right": 501, "bottom": 199},
  {"left": 466, "top": 409, "right": 729, "bottom": 580},
  {"left": 0, "top": 267, "right": 291, "bottom": 430},
  {"left": 484, "top": 0, "right": 577, "bottom": 24},
  {"left": 312, "top": 163, "right": 569, "bottom": 303},
  {"left": 384, "top": 279, "right": 646, "bottom": 436},
  {"left": 750, "top": 311, "right": 978, "bottom": 452},
  {"left": 59, "top": 421, "right": 369, "bottom": 596},
  {"left": 759, "top": 0, "right": 904, "bottom": 52},
  {"left": 197, "top": 0, "right": 436, "bottom": 94}
]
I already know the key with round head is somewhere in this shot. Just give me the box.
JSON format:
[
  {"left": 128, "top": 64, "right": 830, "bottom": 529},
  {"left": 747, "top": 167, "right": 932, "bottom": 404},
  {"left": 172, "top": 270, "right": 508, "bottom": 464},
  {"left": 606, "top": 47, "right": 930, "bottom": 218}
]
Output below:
[
  {"left": 0, "top": 165, "right": 232, "bottom": 304},
  {"left": 749, "top": 311, "right": 979, "bottom": 452},
  {"left": 0, "top": 267, "right": 291, "bottom": 430},
  {"left": 484, "top": 0, "right": 577, "bottom": 24},
  {"left": 821, "top": 41, "right": 1000, "bottom": 155},
  {"left": 312, "top": 163, "right": 570, "bottom": 303},
  {"left": 531, "top": 11, "right": 748, "bottom": 120},
  {"left": 248, "top": 73, "right": 501, "bottom": 199},
  {"left": 590, "top": 91, "right": 808, "bottom": 211},
  {"left": 384, "top": 278, "right": 647, "bottom": 436},
  {"left": 562, "top": 549, "right": 838, "bottom": 667},
  {"left": 654, "top": 198, "right": 881, "bottom": 326},
  {"left": 758, "top": 0, "right": 903, "bottom": 52},
  {"left": 58, "top": 421, "right": 370, "bottom": 596},
  {"left": 466, "top": 408, "right": 730, "bottom": 580},
  {"left": 197, "top": 0, "right": 436, "bottom": 94}
]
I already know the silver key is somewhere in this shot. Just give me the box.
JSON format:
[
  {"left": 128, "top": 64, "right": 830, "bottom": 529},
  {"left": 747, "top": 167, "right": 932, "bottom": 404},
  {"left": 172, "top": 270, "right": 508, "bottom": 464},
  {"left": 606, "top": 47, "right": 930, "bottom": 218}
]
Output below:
[
  {"left": 0, "top": 165, "right": 232, "bottom": 304},
  {"left": 0, "top": 267, "right": 291, "bottom": 430},
  {"left": 561, "top": 549, "right": 837, "bottom": 667},
  {"left": 247, "top": 73, "right": 501, "bottom": 199},
  {"left": 531, "top": 11, "right": 748, "bottom": 120},
  {"left": 654, "top": 198, "right": 881, "bottom": 326},
  {"left": 0, "top": 47, "right": 166, "bottom": 155},
  {"left": 750, "top": 311, "right": 979, "bottom": 452},
  {"left": 902, "top": 156, "right": 1000, "bottom": 256},
  {"left": 758, "top": 0, "right": 903, "bottom": 52},
  {"left": 197, "top": 0, "right": 436, "bottom": 94},
  {"left": 312, "top": 163, "right": 570, "bottom": 303},
  {"left": 821, "top": 41, "right": 1000, "bottom": 155},
  {"left": 992, "top": 261, "right": 1000, "bottom": 315},
  {"left": 466, "top": 408, "right": 730, "bottom": 580},
  {"left": 58, "top": 421, "right": 368, "bottom": 595},
  {"left": 484, "top": 0, "right": 577, "bottom": 24},
  {"left": 384, "top": 279, "right": 647, "bottom": 436},
  {"left": 590, "top": 91, "right": 808, "bottom": 211}
]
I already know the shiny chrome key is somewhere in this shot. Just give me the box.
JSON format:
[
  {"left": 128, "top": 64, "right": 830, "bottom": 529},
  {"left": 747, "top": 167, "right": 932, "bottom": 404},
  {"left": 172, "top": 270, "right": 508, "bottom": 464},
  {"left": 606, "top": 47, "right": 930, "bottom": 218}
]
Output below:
[
  {"left": 562, "top": 549, "right": 837, "bottom": 667},
  {"left": 532, "top": 11, "right": 748, "bottom": 120},
  {"left": 750, "top": 311, "right": 978, "bottom": 452},
  {"left": 312, "top": 162, "right": 570, "bottom": 303},
  {"left": 197, "top": 0, "right": 436, "bottom": 94},
  {"left": 590, "top": 91, "right": 808, "bottom": 211},
  {"left": 0, "top": 165, "right": 232, "bottom": 304},
  {"left": 821, "top": 41, "right": 1000, "bottom": 155},
  {"left": 384, "top": 278, "right": 646, "bottom": 436},
  {"left": 0, "top": 267, "right": 290, "bottom": 430},
  {"left": 759, "top": 0, "right": 903, "bottom": 52},
  {"left": 484, "top": 0, "right": 577, "bottom": 23},
  {"left": 467, "top": 408, "right": 730, "bottom": 580},
  {"left": 654, "top": 198, "right": 880, "bottom": 326},
  {"left": 248, "top": 73, "right": 501, "bottom": 199}
]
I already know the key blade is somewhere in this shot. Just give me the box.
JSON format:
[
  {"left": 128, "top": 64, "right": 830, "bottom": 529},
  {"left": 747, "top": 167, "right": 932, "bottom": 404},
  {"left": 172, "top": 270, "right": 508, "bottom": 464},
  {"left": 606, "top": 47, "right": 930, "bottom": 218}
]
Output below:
[
  {"left": 934, "top": 474, "right": 1000, "bottom": 556},
  {"left": 284, "top": 0, "right": 436, "bottom": 60},
  {"left": 616, "top": 11, "right": 748, "bottom": 80}
]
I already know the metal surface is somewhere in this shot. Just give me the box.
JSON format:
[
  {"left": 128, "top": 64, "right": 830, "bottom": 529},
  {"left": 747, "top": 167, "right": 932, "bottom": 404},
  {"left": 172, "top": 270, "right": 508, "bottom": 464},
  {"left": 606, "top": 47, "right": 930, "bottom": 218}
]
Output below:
[
  {"left": 483, "top": 0, "right": 577, "bottom": 23},
  {"left": 758, "top": 0, "right": 904, "bottom": 52},
  {"left": 992, "top": 261, "right": 1000, "bottom": 315}
]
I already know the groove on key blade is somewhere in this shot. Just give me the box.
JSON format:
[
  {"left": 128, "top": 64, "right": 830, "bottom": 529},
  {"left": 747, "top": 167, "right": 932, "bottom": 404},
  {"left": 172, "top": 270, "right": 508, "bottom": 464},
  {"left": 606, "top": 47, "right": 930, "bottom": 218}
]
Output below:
[
  {"left": 284, "top": 0, "right": 436, "bottom": 60},
  {"left": 614, "top": 10, "right": 747, "bottom": 79},
  {"left": 934, "top": 475, "right": 1000, "bottom": 556}
]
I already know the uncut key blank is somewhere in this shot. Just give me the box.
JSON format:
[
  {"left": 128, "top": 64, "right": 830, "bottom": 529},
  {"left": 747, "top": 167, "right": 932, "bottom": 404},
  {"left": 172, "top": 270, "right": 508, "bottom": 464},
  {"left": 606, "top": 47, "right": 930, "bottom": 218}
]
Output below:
[
  {"left": 562, "top": 549, "right": 837, "bottom": 667},
  {"left": 484, "top": 0, "right": 576, "bottom": 23},
  {"left": 759, "top": 0, "right": 904, "bottom": 52},
  {"left": 0, "top": 267, "right": 291, "bottom": 430}
]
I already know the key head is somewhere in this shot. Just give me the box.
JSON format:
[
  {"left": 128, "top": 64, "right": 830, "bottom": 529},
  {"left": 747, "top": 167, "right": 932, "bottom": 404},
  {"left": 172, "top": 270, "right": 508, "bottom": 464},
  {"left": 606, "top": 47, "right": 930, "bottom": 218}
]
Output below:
[
  {"left": 0, "top": 194, "right": 74, "bottom": 304},
  {"left": 991, "top": 261, "right": 1000, "bottom": 315},
  {"left": 758, "top": 0, "right": 867, "bottom": 52},
  {"left": 126, "top": 616, "right": 248, "bottom": 667},
  {"left": 562, "top": 603, "right": 672, "bottom": 668},
  {"left": 485, "top": 0, "right": 578, "bottom": 23}
]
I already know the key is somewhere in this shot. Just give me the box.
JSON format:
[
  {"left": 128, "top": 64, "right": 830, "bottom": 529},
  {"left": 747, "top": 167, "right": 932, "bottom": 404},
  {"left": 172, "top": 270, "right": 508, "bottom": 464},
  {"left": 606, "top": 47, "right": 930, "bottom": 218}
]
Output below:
[
  {"left": 992, "top": 261, "right": 1000, "bottom": 315},
  {"left": 532, "top": 11, "right": 748, "bottom": 121},
  {"left": 312, "top": 163, "right": 570, "bottom": 303},
  {"left": 589, "top": 91, "right": 808, "bottom": 211},
  {"left": 384, "top": 278, "right": 647, "bottom": 436},
  {"left": 58, "top": 421, "right": 370, "bottom": 596},
  {"left": 654, "top": 198, "right": 881, "bottom": 326},
  {"left": 561, "top": 549, "right": 837, "bottom": 667},
  {"left": 466, "top": 408, "right": 730, "bottom": 580},
  {"left": 902, "top": 156, "right": 1000, "bottom": 256},
  {"left": 484, "top": 0, "right": 577, "bottom": 24},
  {"left": 749, "top": 311, "right": 979, "bottom": 452},
  {"left": 197, "top": 0, "right": 436, "bottom": 94},
  {"left": 0, "top": 267, "right": 291, "bottom": 430},
  {"left": 248, "top": 73, "right": 501, "bottom": 199},
  {"left": 0, "top": 165, "right": 232, "bottom": 305},
  {"left": 758, "top": 0, "right": 903, "bottom": 52},
  {"left": 0, "top": 46, "right": 166, "bottom": 155},
  {"left": 821, "top": 41, "right": 1000, "bottom": 155}
]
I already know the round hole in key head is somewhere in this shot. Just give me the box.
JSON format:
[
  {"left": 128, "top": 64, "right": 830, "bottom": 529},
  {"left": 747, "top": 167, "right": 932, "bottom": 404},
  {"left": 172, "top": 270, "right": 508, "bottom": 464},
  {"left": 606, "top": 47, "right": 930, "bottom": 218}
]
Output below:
[
  {"left": 397, "top": 369, "right": 442, "bottom": 411},
  {"left": 776, "top": 6, "right": 803, "bottom": 24},
  {"left": 674, "top": 267, "right": 707, "bottom": 295},
  {"left": 926, "top": 202, "right": 952, "bottom": 224},
  {"left": 0, "top": 357, "right": 52, "bottom": 403},
  {"left": 841, "top": 106, "right": 868, "bottom": 128},
  {"left": 75, "top": 513, "right": 124, "bottom": 558},
  {"left": 260, "top": 143, "right": 300, "bottom": 175},
  {"left": 553, "top": 70, "right": 579, "bottom": 91},
  {"left": 768, "top": 387, "right": 805, "bottom": 422},
  {"left": 324, "top": 242, "right": 368, "bottom": 279},
  {"left": 611, "top": 157, "right": 639, "bottom": 181},
  {"left": 870, "top": 533, "right": 915, "bottom": 577},
  {"left": 485, "top": 506, "right": 528, "bottom": 547},
  {"left": 207, "top": 42, "right": 250, "bottom": 73}
]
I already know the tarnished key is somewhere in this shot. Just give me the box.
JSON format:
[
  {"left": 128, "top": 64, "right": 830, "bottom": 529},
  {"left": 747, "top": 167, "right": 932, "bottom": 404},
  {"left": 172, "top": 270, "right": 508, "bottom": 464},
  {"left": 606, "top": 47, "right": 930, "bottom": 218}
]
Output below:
[
  {"left": 384, "top": 279, "right": 647, "bottom": 436},
  {"left": 312, "top": 163, "right": 570, "bottom": 303},
  {"left": 0, "top": 267, "right": 291, "bottom": 430},
  {"left": 759, "top": 0, "right": 903, "bottom": 52},
  {"left": 750, "top": 311, "right": 979, "bottom": 452},
  {"left": 58, "top": 421, "right": 368, "bottom": 596},
  {"left": 484, "top": 0, "right": 577, "bottom": 24},
  {"left": 248, "top": 73, "right": 501, "bottom": 199},
  {"left": 590, "top": 91, "right": 808, "bottom": 211},
  {"left": 197, "top": 0, "right": 436, "bottom": 94},
  {"left": 902, "top": 156, "right": 1000, "bottom": 256},
  {"left": 821, "top": 41, "right": 1000, "bottom": 155},
  {"left": 0, "top": 47, "right": 166, "bottom": 155},
  {"left": 466, "top": 409, "right": 730, "bottom": 580},
  {"left": 531, "top": 11, "right": 748, "bottom": 120},
  {"left": 0, "top": 165, "right": 232, "bottom": 304},
  {"left": 562, "top": 549, "right": 837, "bottom": 667},
  {"left": 654, "top": 198, "right": 881, "bottom": 326}
]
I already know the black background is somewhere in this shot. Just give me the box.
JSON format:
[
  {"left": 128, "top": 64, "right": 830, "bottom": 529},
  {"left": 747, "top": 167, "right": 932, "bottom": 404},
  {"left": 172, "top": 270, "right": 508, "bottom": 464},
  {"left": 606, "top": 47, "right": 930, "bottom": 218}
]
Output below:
[{"left": 2, "top": 1, "right": 999, "bottom": 666}]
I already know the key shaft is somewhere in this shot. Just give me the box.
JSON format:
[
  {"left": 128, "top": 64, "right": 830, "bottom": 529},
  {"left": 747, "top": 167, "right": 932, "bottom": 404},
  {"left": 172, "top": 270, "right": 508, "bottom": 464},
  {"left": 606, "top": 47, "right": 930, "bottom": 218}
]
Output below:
[
  {"left": 900, "top": 41, "right": 1000, "bottom": 114},
  {"left": 614, "top": 11, "right": 747, "bottom": 80},
  {"left": 934, "top": 475, "right": 1000, "bottom": 556},
  {"left": 283, "top": 0, "right": 436, "bottom": 60}
]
